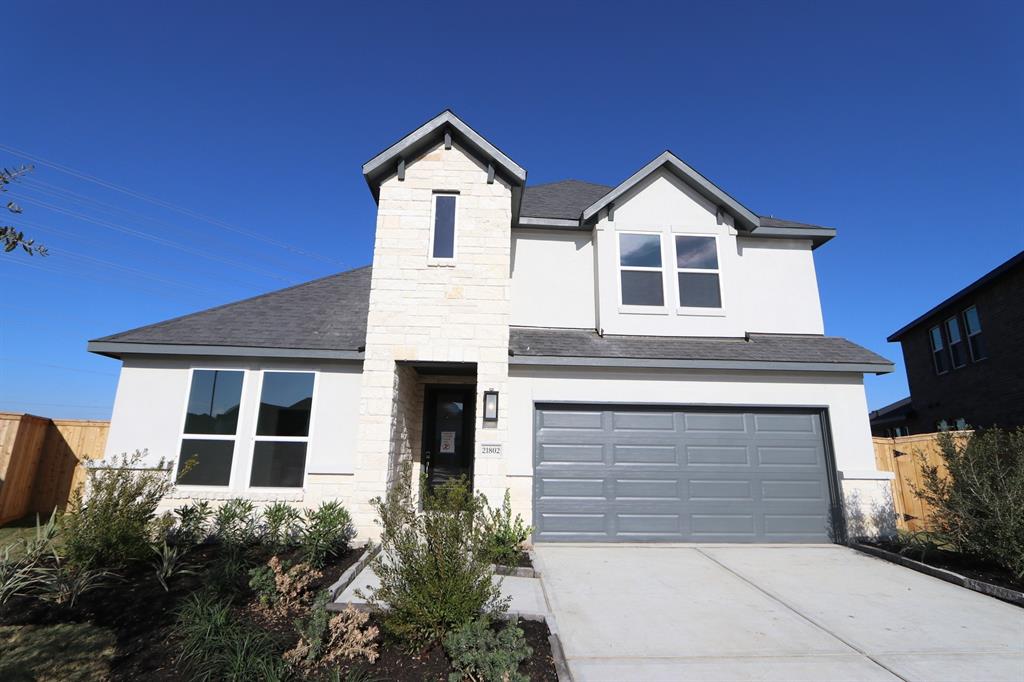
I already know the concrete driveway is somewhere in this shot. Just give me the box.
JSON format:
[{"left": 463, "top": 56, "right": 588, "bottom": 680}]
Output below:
[{"left": 533, "top": 545, "right": 1024, "bottom": 682}]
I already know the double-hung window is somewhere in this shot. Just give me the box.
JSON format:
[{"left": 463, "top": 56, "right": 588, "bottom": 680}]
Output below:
[
  {"left": 618, "top": 233, "right": 664, "bottom": 306},
  {"left": 945, "top": 316, "right": 967, "bottom": 369},
  {"left": 675, "top": 236, "right": 721, "bottom": 308},
  {"left": 178, "top": 370, "right": 244, "bottom": 486},
  {"left": 430, "top": 193, "right": 457, "bottom": 261},
  {"left": 963, "top": 306, "right": 987, "bottom": 361},
  {"left": 250, "top": 371, "right": 315, "bottom": 488},
  {"left": 929, "top": 325, "right": 950, "bottom": 374}
]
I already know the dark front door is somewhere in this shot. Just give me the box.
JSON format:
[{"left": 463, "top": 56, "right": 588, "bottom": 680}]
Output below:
[{"left": 423, "top": 385, "right": 475, "bottom": 490}]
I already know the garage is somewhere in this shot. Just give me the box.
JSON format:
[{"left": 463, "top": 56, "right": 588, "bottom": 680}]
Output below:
[{"left": 533, "top": 405, "right": 838, "bottom": 543}]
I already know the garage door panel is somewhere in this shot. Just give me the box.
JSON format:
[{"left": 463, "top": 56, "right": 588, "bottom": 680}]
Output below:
[
  {"left": 534, "top": 405, "right": 834, "bottom": 543},
  {"left": 537, "top": 409, "right": 603, "bottom": 430}
]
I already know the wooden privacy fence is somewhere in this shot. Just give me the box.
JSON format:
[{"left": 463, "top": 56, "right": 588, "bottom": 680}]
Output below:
[
  {"left": 873, "top": 432, "right": 960, "bottom": 532},
  {"left": 0, "top": 412, "right": 109, "bottom": 525}
]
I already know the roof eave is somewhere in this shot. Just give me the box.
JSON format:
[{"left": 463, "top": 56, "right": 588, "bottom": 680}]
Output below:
[
  {"left": 87, "top": 341, "right": 364, "bottom": 362},
  {"left": 747, "top": 225, "right": 837, "bottom": 249},
  {"left": 509, "top": 354, "right": 894, "bottom": 375}
]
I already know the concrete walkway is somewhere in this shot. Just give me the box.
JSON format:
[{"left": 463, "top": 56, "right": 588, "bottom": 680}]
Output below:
[{"left": 533, "top": 544, "right": 1024, "bottom": 682}]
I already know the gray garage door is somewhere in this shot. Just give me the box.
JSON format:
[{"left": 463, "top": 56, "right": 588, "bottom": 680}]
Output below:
[{"left": 533, "top": 405, "right": 836, "bottom": 543}]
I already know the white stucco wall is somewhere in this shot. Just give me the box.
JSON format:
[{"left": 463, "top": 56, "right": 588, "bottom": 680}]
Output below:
[
  {"left": 103, "top": 356, "right": 362, "bottom": 504},
  {"left": 592, "top": 168, "right": 824, "bottom": 337},
  {"left": 510, "top": 229, "right": 595, "bottom": 328}
]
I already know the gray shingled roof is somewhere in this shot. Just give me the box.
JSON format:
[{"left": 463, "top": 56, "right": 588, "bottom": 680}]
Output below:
[
  {"left": 92, "top": 266, "right": 371, "bottom": 351},
  {"left": 509, "top": 327, "right": 893, "bottom": 370},
  {"left": 520, "top": 180, "right": 612, "bottom": 220}
]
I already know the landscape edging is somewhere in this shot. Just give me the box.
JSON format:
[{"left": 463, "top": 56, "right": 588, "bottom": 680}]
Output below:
[{"left": 326, "top": 541, "right": 379, "bottom": 601}]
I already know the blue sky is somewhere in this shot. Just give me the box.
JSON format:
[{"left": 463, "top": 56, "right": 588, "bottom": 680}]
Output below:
[{"left": 3, "top": 1, "right": 1022, "bottom": 420}]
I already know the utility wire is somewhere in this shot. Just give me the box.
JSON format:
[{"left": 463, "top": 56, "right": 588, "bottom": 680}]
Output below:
[{"left": 0, "top": 142, "right": 346, "bottom": 267}]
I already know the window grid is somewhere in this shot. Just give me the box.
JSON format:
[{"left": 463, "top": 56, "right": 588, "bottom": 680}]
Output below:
[
  {"left": 945, "top": 316, "right": 967, "bottom": 369},
  {"left": 963, "top": 305, "right": 987, "bottom": 362},
  {"left": 929, "top": 325, "right": 949, "bottom": 375},
  {"left": 617, "top": 232, "right": 665, "bottom": 308},
  {"left": 177, "top": 368, "right": 245, "bottom": 488},
  {"left": 249, "top": 370, "right": 316, "bottom": 489},
  {"left": 675, "top": 235, "right": 722, "bottom": 309}
]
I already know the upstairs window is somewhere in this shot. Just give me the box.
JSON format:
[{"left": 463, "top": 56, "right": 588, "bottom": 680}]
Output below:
[
  {"left": 929, "top": 325, "right": 949, "bottom": 374},
  {"left": 178, "top": 370, "right": 244, "bottom": 486},
  {"left": 251, "top": 371, "right": 315, "bottom": 488},
  {"left": 675, "top": 236, "right": 721, "bottom": 308},
  {"left": 963, "top": 306, "right": 987, "bottom": 361},
  {"left": 430, "top": 194, "right": 457, "bottom": 260},
  {"left": 945, "top": 316, "right": 967, "bottom": 369},
  {"left": 618, "top": 233, "right": 664, "bottom": 306}
]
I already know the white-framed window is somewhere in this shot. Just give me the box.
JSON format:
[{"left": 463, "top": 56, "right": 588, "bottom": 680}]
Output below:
[
  {"left": 617, "top": 232, "right": 665, "bottom": 307},
  {"left": 176, "top": 369, "right": 245, "bottom": 486},
  {"left": 674, "top": 235, "right": 722, "bottom": 309},
  {"left": 929, "top": 325, "right": 950, "bottom": 375},
  {"left": 428, "top": 192, "right": 458, "bottom": 263},
  {"left": 945, "top": 316, "right": 967, "bottom": 369},
  {"left": 963, "top": 305, "right": 987, "bottom": 361},
  {"left": 249, "top": 370, "right": 316, "bottom": 488}
]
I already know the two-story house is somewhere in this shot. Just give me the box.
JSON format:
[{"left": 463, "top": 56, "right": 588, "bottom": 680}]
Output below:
[
  {"left": 871, "top": 250, "right": 1024, "bottom": 436},
  {"left": 89, "top": 111, "right": 894, "bottom": 543}
]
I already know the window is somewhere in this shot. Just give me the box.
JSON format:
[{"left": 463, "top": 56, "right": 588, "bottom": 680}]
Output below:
[
  {"left": 430, "top": 194, "right": 457, "bottom": 260},
  {"left": 618, "top": 233, "right": 664, "bottom": 306},
  {"left": 675, "top": 236, "right": 721, "bottom": 308},
  {"left": 251, "top": 371, "right": 314, "bottom": 487},
  {"left": 178, "top": 370, "right": 244, "bottom": 486},
  {"left": 929, "top": 325, "right": 949, "bottom": 374},
  {"left": 963, "top": 306, "right": 987, "bottom": 361},
  {"left": 945, "top": 316, "right": 967, "bottom": 369}
]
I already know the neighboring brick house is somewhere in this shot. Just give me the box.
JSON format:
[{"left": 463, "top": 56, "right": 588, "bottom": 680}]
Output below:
[
  {"left": 872, "top": 250, "right": 1024, "bottom": 436},
  {"left": 89, "top": 110, "right": 895, "bottom": 543}
]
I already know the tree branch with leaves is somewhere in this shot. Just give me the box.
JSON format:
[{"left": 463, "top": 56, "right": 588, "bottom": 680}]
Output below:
[{"left": 2, "top": 164, "right": 47, "bottom": 255}]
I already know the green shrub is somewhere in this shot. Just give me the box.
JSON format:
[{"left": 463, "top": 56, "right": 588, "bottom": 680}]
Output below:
[
  {"left": 443, "top": 617, "right": 531, "bottom": 682},
  {"left": 480, "top": 491, "right": 533, "bottom": 567},
  {"left": 0, "top": 545, "right": 41, "bottom": 606},
  {"left": 173, "top": 590, "right": 290, "bottom": 681},
  {"left": 915, "top": 427, "right": 1024, "bottom": 578},
  {"left": 172, "top": 501, "right": 212, "bottom": 547},
  {"left": 35, "top": 563, "right": 115, "bottom": 608},
  {"left": 63, "top": 451, "right": 175, "bottom": 569},
  {"left": 248, "top": 563, "right": 278, "bottom": 608},
  {"left": 262, "top": 502, "right": 302, "bottom": 553},
  {"left": 151, "top": 541, "right": 196, "bottom": 592},
  {"left": 300, "top": 502, "right": 355, "bottom": 568},
  {"left": 212, "top": 499, "right": 260, "bottom": 547},
  {"left": 361, "top": 465, "right": 509, "bottom": 648}
]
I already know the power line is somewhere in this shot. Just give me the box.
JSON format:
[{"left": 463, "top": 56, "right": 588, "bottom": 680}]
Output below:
[{"left": 0, "top": 142, "right": 346, "bottom": 267}]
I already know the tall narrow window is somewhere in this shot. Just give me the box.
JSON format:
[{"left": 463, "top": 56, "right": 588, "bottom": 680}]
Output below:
[
  {"left": 431, "top": 194, "right": 457, "bottom": 260},
  {"left": 178, "top": 370, "right": 244, "bottom": 486},
  {"left": 251, "top": 372, "right": 314, "bottom": 488},
  {"left": 945, "top": 316, "right": 967, "bottom": 369},
  {"left": 963, "top": 306, "right": 987, "bottom": 361},
  {"left": 618, "top": 233, "right": 664, "bottom": 306},
  {"left": 675, "top": 236, "right": 721, "bottom": 308},
  {"left": 929, "top": 325, "right": 949, "bottom": 374}
]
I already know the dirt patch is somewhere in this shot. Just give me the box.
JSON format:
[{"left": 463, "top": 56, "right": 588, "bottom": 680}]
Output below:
[{"left": 865, "top": 540, "right": 1023, "bottom": 592}]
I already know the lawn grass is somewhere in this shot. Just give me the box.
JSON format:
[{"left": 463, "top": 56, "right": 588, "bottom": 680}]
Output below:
[
  {"left": 0, "top": 514, "right": 63, "bottom": 559},
  {"left": 0, "top": 622, "right": 117, "bottom": 681}
]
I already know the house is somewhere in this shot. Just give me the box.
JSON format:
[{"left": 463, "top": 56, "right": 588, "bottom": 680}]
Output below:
[
  {"left": 872, "top": 250, "right": 1024, "bottom": 436},
  {"left": 89, "top": 110, "right": 895, "bottom": 543}
]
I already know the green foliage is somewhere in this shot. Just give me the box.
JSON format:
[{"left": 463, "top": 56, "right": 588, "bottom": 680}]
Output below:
[
  {"left": 288, "top": 591, "right": 332, "bottom": 666},
  {"left": 172, "top": 501, "right": 212, "bottom": 547},
  {"left": 362, "top": 465, "right": 509, "bottom": 648},
  {"left": 35, "top": 563, "right": 115, "bottom": 608},
  {"left": 443, "top": 617, "right": 531, "bottom": 682},
  {"left": 262, "top": 502, "right": 302, "bottom": 553},
  {"left": 1, "top": 165, "right": 46, "bottom": 256},
  {"left": 248, "top": 563, "right": 278, "bottom": 608},
  {"left": 0, "top": 511, "right": 70, "bottom": 606},
  {"left": 480, "top": 490, "right": 533, "bottom": 567},
  {"left": 63, "top": 451, "right": 175, "bottom": 569},
  {"left": 173, "top": 590, "right": 291, "bottom": 681},
  {"left": 151, "top": 541, "right": 196, "bottom": 592},
  {"left": 300, "top": 501, "right": 355, "bottom": 568},
  {"left": 0, "top": 545, "right": 41, "bottom": 606},
  {"left": 207, "top": 546, "right": 253, "bottom": 598},
  {"left": 892, "top": 530, "right": 949, "bottom": 562},
  {"left": 213, "top": 499, "right": 260, "bottom": 547},
  {"left": 914, "top": 427, "right": 1024, "bottom": 578}
]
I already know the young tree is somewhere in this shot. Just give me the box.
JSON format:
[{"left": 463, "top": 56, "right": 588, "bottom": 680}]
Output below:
[{"left": 1, "top": 164, "right": 47, "bottom": 255}]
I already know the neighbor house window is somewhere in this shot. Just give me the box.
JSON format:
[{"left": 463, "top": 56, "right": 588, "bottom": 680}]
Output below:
[
  {"left": 945, "top": 316, "right": 967, "bottom": 369},
  {"left": 618, "top": 233, "right": 664, "bottom": 306},
  {"left": 675, "top": 235, "right": 721, "bottom": 308},
  {"left": 430, "top": 193, "right": 457, "bottom": 260},
  {"left": 929, "top": 325, "right": 949, "bottom": 374},
  {"left": 178, "top": 369, "right": 244, "bottom": 486},
  {"left": 250, "top": 371, "right": 315, "bottom": 488},
  {"left": 963, "top": 306, "right": 987, "bottom": 361}
]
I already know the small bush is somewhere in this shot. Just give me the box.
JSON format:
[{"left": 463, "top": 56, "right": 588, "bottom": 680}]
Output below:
[
  {"left": 0, "top": 545, "right": 41, "bottom": 606},
  {"left": 152, "top": 541, "right": 196, "bottom": 592},
  {"left": 443, "top": 617, "right": 531, "bottom": 682},
  {"left": 249, "top": 556, "right": 321, "bottom": 617},
  {"left": 262, "top": 502, "right": 302, "bottom": 553},
  {"left": 248, "top": 563, "right": 278, "bottom": 609},
  {"left": 915, "top": 427, "right": 1024, "bottom": 578},
  {"left": 362, "top": 465, "right": 509, "bottom": 648},
  {"left": 300, "top": 502, "right": 355, "bottom": 568},
  {"left": 480, "top": 491, "right": 533, "bottom": 567},
  {"left": 35, "top": 563, "right": 115, "bottom": 608},
  {"left": 285, "top": 597, "right": 379, "bottom": 669},
  {"left": 212, "top": 499, "right": 260, "bottom": 548},
  {"left": 63, "top": 451, "right": 175, "bottom": 569},
  {"left": 171, "top": 501, "right": 213, "bottom": 547}
]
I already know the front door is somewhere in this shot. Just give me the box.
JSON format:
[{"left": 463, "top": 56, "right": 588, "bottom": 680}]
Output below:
[{"left": 423, "top": 385, "right": 476, "bottom": 490}]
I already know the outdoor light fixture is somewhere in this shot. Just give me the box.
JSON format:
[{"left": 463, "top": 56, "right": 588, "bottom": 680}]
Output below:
[{"left": 483, "top": 390, "right": 499, "bottom": 423}]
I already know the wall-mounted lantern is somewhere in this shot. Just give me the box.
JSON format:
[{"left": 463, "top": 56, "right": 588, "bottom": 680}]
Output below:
[{"left": 483, "top": 390, "right": 499, "bottom": 423}]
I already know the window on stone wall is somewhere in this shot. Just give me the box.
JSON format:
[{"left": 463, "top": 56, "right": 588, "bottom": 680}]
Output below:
[
  {"left": 430, "top": 193, "right": 457, "bottom": 260},
  {"left": 675, "top": 235, "right": 721, "bottom": 308},
  {"left": 250, "top": 371, "right": 315, "bottom": 488},
  {"left": 178, "top": 369, "right": 244, "bottom": 486},
  {"left": 963, "top": 305, "right": 987, "bottom": 362},
  {"left": 929, "top": 325, "right": 949, "bottom": 375},
  {"left": 618, "top": 233, "right": 664, "bottom": 306}
]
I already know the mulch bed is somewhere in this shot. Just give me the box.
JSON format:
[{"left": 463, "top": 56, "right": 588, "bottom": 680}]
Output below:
[{"left": 863, "top": 539, "right": 1023, "bottom": 592}]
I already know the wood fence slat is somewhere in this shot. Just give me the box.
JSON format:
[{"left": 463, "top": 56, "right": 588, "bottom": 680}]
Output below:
[{"left": 872, "top": 432, "right": 957, "bottom": 533}]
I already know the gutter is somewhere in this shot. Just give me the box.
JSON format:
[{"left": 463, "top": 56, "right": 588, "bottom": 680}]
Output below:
[{"left": 508, "top": 354, "right": 894, "bottom": 375}]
